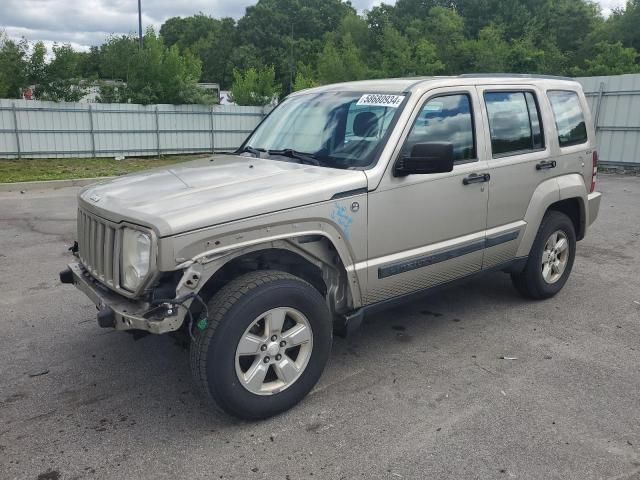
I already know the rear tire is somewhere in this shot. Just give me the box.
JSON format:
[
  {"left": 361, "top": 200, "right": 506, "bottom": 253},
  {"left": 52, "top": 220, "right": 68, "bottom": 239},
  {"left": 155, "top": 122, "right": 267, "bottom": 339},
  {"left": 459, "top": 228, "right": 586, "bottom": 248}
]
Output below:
[
  {"left": 511, "top": 210, "right": 576, "bottom": 299},
  {"left": 190, "top": 271, "right": 332, "bottom": 420}
]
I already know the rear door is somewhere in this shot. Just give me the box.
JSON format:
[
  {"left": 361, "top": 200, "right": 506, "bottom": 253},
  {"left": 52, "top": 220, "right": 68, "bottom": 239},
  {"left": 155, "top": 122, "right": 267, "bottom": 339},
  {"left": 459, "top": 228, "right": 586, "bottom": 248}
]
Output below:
[
  {"left": 476, "top": 84, "right": 554, "bottom": 268},
  {"left": 546, "top": 89, "right": 593, "bottom": 186}
]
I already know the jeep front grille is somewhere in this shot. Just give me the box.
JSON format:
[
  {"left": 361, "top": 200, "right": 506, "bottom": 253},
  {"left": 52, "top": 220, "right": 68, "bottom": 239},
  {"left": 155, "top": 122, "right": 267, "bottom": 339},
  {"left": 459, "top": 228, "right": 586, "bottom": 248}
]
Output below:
[{"left": 77, "top": 209, "right": 119, "bottom": 288}]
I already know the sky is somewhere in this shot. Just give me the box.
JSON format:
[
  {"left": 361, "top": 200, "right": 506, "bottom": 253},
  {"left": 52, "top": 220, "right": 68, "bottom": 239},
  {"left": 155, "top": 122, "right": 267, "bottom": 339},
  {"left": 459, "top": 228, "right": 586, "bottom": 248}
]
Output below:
[{"left": 0, "top": 0, "right": 629, "bottom": 52}]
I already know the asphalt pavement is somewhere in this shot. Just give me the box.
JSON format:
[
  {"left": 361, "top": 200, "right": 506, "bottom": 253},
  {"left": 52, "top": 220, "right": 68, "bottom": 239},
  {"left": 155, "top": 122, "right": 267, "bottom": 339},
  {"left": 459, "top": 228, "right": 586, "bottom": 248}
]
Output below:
[{"left": 0, "top": 174, "right": 639, "bottom": 480}]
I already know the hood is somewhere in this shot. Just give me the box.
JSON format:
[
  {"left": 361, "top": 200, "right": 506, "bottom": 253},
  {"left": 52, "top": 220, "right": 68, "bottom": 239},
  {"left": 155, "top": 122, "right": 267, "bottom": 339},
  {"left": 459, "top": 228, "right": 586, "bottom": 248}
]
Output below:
[{"left": 79, "top": 155, "right": 368, "bottom": 236}]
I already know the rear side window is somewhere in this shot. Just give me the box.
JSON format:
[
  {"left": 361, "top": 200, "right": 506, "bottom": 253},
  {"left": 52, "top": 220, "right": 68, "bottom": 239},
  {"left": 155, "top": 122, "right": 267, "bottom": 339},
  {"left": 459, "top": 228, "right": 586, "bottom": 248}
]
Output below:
[
  {"left": 403, "top": 94, "right": 476, "bottom": 163},
  {"left": 547, "top": 90, "right": 588, "bottom": 147},
  {"left": 484, "top": 91, "right": 545, "bottom": 157}
]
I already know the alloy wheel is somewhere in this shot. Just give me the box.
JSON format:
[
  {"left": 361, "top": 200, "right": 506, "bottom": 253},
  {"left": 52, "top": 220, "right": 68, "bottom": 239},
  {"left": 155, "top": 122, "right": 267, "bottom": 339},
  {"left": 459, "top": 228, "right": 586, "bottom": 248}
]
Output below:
[
  {"left": 541, "top": 230, "right": 570, "bottom": 284},
  {"left": 235, "top": 307, "right": 313, "bottom": 395}
]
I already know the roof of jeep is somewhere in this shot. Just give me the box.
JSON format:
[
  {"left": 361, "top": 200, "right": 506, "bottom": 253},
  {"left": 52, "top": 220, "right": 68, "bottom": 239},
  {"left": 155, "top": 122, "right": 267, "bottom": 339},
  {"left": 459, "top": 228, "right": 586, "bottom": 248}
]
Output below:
[{"left": 291, "top": 74, "right": 581, "bottom": 96}]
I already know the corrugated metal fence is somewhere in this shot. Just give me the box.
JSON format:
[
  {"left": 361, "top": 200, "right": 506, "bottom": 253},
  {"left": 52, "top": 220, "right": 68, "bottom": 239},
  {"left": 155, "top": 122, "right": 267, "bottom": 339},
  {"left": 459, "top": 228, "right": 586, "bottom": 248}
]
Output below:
[
  {"left": 576, "top": 74, "right": 640, "bottom": 167},
  {"left": 0, "top": 100, "right": 269, "bottom": 158},
  {"left": 1, "top": 75, "right": 639, "bottom": 165}
]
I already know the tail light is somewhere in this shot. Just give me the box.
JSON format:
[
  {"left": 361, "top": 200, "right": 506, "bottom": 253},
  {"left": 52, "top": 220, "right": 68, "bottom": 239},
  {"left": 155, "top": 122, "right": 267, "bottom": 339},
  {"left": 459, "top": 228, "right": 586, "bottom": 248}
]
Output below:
[{"left": 590, "top": 150, "right": 598, "bottom": 193}]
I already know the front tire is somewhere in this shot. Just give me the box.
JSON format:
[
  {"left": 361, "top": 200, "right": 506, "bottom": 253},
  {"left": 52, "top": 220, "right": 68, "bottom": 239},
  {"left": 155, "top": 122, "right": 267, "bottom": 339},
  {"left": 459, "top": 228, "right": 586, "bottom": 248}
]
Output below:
[
  {"left": 511, "top": 210, "right": 576, "bottom": 300},
  {"left": 190, "top": 271, "right": 332, "bottom": 420}
]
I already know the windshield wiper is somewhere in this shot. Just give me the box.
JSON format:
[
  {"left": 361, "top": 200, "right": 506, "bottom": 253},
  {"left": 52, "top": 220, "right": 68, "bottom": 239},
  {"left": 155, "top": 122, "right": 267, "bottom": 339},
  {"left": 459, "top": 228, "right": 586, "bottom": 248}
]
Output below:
[
  {"left": 238, "top": 145, "right": 266, "bottom": 157},
  {"left": 267, "top": 149, "right": 322, "bottom": 166}
]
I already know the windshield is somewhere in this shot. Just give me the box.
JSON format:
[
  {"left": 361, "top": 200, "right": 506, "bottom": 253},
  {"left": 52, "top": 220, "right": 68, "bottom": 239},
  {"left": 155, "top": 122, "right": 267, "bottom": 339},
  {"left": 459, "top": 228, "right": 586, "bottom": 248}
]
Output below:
[{"left": 240, "top": 91, "right": 406, "bottom": 169}]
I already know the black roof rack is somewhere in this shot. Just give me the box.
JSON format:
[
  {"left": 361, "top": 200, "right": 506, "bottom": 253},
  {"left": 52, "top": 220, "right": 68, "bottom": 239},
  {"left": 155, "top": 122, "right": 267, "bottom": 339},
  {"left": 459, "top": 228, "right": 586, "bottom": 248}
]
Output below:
[{"left": 458, "top": 73, "right": 575, "bottom": 81}]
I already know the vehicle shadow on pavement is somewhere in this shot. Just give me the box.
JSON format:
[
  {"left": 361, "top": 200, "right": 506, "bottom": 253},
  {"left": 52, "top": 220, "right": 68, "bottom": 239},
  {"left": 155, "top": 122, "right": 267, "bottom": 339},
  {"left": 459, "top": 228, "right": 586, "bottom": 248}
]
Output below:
[
  {"left": 336, "top": 271, "right": 522, "bottom": 350},
  {"left": 49, "top": 271, "right": 518, "bottom": 430}
]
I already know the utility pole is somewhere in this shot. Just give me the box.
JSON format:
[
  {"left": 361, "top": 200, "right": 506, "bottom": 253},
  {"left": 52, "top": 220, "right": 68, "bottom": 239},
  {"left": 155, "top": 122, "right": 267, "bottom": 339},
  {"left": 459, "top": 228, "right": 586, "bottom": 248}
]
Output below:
[
  {"left": 289, "top": 24, "right": 294, "bottom": 93},
  {"left": 138, "top": 0, "right": 143, "bottom": 48}
]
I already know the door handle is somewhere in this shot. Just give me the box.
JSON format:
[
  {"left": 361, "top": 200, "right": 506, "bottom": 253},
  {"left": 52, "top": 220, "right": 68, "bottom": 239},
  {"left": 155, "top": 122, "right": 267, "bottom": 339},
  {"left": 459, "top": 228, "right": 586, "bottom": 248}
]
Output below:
[
  {"left": 536, "top": 160, "right": 557, "bottom": 170},
  {"left": 463, "top": 173, "right": 491, "bottom": 185}
]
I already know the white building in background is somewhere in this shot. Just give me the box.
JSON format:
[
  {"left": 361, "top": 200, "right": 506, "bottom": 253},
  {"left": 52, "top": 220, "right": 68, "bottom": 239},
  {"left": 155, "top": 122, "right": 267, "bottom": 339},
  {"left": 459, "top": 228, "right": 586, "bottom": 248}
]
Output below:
[
  {"left": 77, "top": 80, "right": 125, "bottom": 103},
  {"left": 219, "top": 91, "right": 235, "bottom": 105},
  {"left": 197, "top": 83, "right": 221, "bottom": 102},
  {"left": 79, "top": 84, "right": 101, "bottom": 103}
]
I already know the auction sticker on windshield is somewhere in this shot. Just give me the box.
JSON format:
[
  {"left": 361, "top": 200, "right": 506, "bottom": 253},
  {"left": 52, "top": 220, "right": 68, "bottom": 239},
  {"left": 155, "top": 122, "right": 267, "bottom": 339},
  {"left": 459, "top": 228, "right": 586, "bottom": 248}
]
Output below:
[{"left": 357, "top": 94, "right": 405, "bottom": 108}]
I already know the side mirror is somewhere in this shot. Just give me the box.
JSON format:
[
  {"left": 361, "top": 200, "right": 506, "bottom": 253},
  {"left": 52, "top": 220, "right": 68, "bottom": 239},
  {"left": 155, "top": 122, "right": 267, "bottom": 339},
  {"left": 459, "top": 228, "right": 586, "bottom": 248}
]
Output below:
[{"left": 394, "top": 142, "right": 454, "bottom": 177}]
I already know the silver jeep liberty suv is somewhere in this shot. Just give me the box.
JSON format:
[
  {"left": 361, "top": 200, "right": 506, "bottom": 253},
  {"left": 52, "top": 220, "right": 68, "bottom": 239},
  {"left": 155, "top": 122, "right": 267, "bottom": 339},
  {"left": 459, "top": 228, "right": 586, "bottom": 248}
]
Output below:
[{"left": 60, "top": 75, "right": 602, "bottom": 419}]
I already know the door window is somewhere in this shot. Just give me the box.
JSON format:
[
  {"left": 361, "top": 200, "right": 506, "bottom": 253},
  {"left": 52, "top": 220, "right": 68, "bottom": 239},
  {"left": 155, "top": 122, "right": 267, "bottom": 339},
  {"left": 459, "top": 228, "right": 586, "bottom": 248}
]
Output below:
[
  {"left": 484, "top": 91, "right": 545, "bottom": 156},
  {"left": 402, "top": 94, "right": 476, "bottom": 163},
  {"left": 547, "top": 90, "right": 588, "bottom": 147}
]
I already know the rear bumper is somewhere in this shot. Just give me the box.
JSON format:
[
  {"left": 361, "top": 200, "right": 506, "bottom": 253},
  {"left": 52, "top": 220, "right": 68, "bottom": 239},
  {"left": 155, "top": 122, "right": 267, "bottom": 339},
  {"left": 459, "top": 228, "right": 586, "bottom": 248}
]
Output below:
[
  {"left": 587, "top": 191, "right": 602, "bottom": 226},
  {"left": 60, "top": 262, "right": 185, "bottom": 334}
]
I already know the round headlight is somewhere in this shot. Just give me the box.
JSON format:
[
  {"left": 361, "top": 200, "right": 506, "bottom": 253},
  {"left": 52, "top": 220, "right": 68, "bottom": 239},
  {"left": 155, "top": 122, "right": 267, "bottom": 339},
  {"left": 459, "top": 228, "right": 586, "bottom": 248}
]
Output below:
[{"left": 121, "top": 228, "right": 151, "bottom": 291}]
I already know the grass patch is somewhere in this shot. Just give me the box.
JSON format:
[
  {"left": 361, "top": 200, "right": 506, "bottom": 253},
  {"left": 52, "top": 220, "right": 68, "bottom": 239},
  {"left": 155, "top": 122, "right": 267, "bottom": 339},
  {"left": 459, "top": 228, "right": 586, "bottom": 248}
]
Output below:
[{"left": 0, "top": 154, "right": 210, "bottom": 184}]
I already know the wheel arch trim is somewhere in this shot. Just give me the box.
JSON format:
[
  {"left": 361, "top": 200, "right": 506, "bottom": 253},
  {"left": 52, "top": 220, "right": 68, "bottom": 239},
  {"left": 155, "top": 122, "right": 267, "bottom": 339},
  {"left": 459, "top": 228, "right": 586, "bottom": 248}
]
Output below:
[
  {"left": 556, "top": 174, "right": 588, "bottom": 240},
  {"left": 516, "top": 174, "right": 587, "bottom": 257},
  {"left": 174, "top": 231, "right": 363, "bottom": 311},
  {"left": 517, "top": 177, "right": 560, "bottom": 257}
]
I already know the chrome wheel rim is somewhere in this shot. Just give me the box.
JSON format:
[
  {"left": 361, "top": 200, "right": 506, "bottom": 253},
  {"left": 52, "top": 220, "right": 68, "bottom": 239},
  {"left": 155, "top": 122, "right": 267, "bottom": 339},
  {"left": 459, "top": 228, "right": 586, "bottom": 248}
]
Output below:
[
  {"left": 541, "top": 230, "right": 569, "bottom": 284},
  {"left": 235, "top": 307, "right": 313, "bottom": 395}
]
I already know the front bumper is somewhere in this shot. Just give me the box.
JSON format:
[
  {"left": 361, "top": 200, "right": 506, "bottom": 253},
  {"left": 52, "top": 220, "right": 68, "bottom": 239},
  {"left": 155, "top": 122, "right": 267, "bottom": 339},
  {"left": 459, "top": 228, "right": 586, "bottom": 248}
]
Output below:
[
  {"left": 60, "top": 262, "right": 185, "bottom": 334},
  {"left": 587, "top": 191, "right": 602, "bottom": 226}
]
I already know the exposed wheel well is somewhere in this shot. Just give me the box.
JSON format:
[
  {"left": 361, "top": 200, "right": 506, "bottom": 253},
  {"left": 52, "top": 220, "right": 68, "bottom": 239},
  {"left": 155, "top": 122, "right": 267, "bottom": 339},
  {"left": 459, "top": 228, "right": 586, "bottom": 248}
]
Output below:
[
  {"left": 196, "top": 249, "right": 328, "bottom": 307},
  {"left": 548, "top": 197, "right": 585, "bottom": 241}
]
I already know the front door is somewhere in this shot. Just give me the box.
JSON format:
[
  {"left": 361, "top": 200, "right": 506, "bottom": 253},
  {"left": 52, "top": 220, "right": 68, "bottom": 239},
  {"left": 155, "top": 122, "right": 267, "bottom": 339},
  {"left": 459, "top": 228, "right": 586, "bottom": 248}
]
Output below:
[{"left": 364, "top": 87, "right": 490, "bottom": 305}]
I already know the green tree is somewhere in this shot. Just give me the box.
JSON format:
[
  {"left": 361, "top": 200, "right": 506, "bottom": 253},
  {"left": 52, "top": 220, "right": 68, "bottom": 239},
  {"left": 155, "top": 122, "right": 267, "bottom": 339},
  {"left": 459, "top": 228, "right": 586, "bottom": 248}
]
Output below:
[
  {"left": 604, "top": 0, "right": 640, "bottom": 52},
  {"left": 338, "top": 13, "right": 371, "bottom": 52},
  {"left": 392, "top": 0, "right": 453, "bottom": 31},
  {"left": 78, "top": 46, "right": 102, "bottom": 79},
  {"left": 571, "top": 41, "right": 640, "bottom": 76},
  {"left": 35, "top": 43, "right": 87, "bottom": 102},
  {"left": 458, "top": 25, "right": 510, "bottom": 72},
  {"left": 456, "top": 0, "right": 540, "bottom": 41},
  {"left": 317, "top": 33, "right": 367, "bottom": 84},
  {"left": 95, "top": 81, "right": 125, "bottom": 103},
  {"left": 377, "top": 25, "right": 445, "bottom": 77},
  {"left": 421, "top": 7, "right": 466, "bottom": 73},
  {"left": 192, "top": 18, "right": 237, "bottom": 88},
  {"left": 36, "top": 81, "right": 86, "bottom": 102},
  {"left": 366, "top": 3, "right": 396, "bottom": 42},
  {"left": 229, "top": 44, "right": 263, "bottom": 73},
  {"left": 230, "top": 66, "right": 281, "bottom": 106},
  {"left": 316, "top": 40, "right": 343, "bottom": 84},
  {"left": 99, "top": 35, "right": 138, "bottom": 81},
  {"left": 98, "top": 28, "right": 212, "bottom": 105},
  {"left": 413, "top": 39, "right": 446, "bottom": 75},
  {"left": 126, "top": 28, "right": 210, "bottom": 104},
  {"left": 292, "top": 63, "right": 318, "bottom": 91},
  {"left": 160, "top": 13, "right": 220, "bottom": 51},
  {"left": 159, "top": 14, "right": 240, "bottom": 88},
  {"left": 28, "top": 41, "right": 47, "bottom": 85},
  {"left": 47, "top": 44, "right": 83, "bottom": 79},
  {"left": 543, "top": 0, "right": 602, "bottom": 55},
  {"left": 380, "top": 26, "right": 413, "bottom": 77},
  {"left": 0, "top": 32, "right": 27, "bottom": 98},
  {"left": 237, "top": 0, "right": 355, "bottom": 89},
  {"left": 5, "top": 0, "right": 640, "bottom": 106}
]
